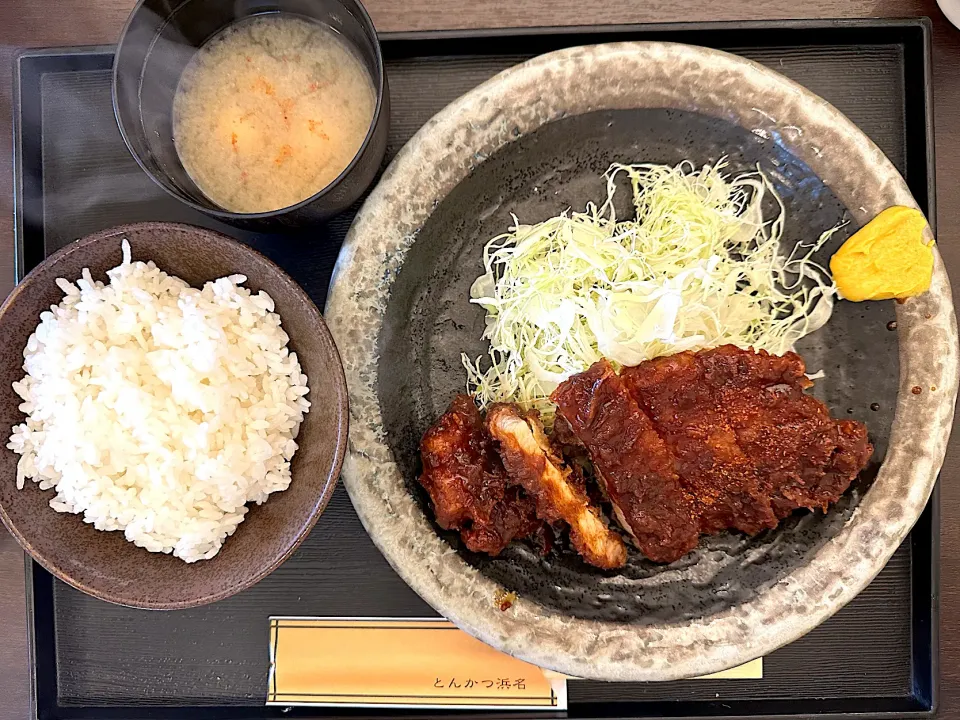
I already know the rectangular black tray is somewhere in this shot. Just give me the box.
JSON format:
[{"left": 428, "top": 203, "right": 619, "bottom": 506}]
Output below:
[{"left": 13, "top": 18, "right": 937, "bottom": 720}]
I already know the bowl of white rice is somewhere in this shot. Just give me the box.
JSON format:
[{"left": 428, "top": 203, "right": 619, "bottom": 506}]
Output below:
[{"left": 0, "top": 222, "right": 348, "bottom": 608}]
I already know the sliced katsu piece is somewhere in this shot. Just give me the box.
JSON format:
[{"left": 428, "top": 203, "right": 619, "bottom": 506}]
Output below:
[
  {"left": 551, "top": 359, "right": 700, "bottom": 563},
  {"left": 621, "top": 350, "right": 779, "bottom": 536},
  {"left": 419, "top": 395, "right": 541, "bottom": 555},
  {"left": 696, "top": 345, "right": 873, "bottom": 517},
  {"left": 487, "top": 403, "right": 627, "bottom": 569}
]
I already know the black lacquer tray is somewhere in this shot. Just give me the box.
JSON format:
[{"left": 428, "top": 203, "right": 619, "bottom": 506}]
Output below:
[{"left": 13, "top": 18, "right": 937, "bottom": 720}]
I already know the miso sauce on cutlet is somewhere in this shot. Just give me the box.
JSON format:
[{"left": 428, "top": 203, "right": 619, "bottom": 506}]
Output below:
[{"left": 172, "top": 14, "right": 376, "bottom": 213}]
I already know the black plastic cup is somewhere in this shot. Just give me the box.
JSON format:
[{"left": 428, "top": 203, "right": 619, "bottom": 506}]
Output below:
[{"left": 113, "top": 0, "right": 389, "bottom": 230}]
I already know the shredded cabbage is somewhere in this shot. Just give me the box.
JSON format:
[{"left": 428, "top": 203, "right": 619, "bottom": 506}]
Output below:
[{"left": 461, "top": 160, "right": 839, "bottom": 425}]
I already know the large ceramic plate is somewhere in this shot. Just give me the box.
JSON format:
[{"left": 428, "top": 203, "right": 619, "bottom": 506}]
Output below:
[{"left": 325, "top": 42, "right": 958, "bottom": 681}]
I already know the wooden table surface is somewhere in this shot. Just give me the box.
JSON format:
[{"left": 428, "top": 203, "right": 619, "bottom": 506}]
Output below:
[{"left": 1, "top": 0, "right": 959, "bottom": 717}]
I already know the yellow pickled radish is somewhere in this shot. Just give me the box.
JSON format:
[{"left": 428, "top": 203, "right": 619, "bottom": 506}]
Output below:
[{"left": 829, "top": 206, "right": 934, "bottom": 302}]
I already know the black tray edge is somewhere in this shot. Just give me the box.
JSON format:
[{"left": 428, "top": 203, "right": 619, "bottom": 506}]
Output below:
[
  {"left": 11, "top": 16, "right": 938, "bottom": 720},
  {"left": 377, "top": 16, "right": 932, "bottom": 41},
  {"left": 12, "top": 40, "right": 26, "bottom": 285},
  {"left": 10, "top": 16, "right": 934, "bottom": 58},
  {"left": 908, "top": 14, "right": 938, "bottom": 716}
]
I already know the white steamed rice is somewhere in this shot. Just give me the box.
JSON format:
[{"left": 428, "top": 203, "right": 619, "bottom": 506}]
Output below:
[{"left": 7, "top": 240, "right": 310, "bottom": 562}]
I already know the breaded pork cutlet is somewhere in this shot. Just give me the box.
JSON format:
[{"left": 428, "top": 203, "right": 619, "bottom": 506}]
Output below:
[
  {"left": 418, "top": 395, "right": 541, "bottom": 555},
  {"left": 487, "top": 404, "right": 627, "bottom": 569}
]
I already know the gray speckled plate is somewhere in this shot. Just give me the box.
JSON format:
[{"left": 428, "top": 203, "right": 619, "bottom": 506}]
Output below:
[{"left": 325, "top": 42, "right": 959, "bottom": 681}]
